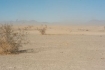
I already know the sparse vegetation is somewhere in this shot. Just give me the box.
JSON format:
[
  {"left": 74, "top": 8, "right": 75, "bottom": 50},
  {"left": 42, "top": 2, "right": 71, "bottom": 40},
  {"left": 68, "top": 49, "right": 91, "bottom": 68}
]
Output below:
[
  {"left": 0, "top": 24, "right": 28, "bottom": 54},
  {"left": 37, "top": 25, "right": 47, "bottom": 35}
]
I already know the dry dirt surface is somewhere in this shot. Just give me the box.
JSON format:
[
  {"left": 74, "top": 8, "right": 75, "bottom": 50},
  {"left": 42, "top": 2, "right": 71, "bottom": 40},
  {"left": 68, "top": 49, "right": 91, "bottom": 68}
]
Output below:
[{"left": 0, "top": 25, "right": 105, "bottom": 70}]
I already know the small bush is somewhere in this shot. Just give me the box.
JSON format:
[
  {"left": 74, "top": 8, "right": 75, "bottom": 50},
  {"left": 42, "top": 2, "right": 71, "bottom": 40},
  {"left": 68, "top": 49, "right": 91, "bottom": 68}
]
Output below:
[
  {"left": 37, "top": 25, "right": 47, "bottom": 35},
  {"left": 0, "top": 24, "right": 28, "bottom": 54}
]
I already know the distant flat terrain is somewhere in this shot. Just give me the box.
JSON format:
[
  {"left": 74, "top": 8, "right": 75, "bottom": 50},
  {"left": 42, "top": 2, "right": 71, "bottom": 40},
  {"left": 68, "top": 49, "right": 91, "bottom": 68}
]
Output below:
[{"left": 0, "top": 25, "right": 105, "bottom": 70}]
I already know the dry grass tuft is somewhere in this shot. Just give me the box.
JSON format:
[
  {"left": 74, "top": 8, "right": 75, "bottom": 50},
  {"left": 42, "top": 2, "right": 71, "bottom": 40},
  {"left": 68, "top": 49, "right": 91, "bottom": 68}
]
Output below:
[
  {"left": 37, "top": 25, "right": 47, "bottom": 35},
  {"left": 0, "top": 24, "right": 28, "bottom": 54}
]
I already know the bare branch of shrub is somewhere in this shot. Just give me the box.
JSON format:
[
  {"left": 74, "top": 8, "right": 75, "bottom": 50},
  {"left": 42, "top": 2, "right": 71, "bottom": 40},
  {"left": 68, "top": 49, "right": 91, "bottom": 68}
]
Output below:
[{"left": 0, "top": 24, "right": 28, "bottom": 54}]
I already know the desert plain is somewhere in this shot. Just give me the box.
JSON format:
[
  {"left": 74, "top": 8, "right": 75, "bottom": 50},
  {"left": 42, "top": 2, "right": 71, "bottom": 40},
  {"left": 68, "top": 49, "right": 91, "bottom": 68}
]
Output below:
[{"left": 0, "top": 25, "right": 105, "bottom": 70}]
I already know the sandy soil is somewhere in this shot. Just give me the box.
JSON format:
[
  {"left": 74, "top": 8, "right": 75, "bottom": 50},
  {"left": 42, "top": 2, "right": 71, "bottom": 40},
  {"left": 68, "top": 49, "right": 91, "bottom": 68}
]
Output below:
[{"left": 0, "top": 25, "right": 105, "bottom": 70}]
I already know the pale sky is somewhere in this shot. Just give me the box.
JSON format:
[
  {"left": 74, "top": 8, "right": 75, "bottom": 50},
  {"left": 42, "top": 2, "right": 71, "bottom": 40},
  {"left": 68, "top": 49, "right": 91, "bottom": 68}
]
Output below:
[{"left": 0, "top": 0, "right": 105, "bottom": 23}]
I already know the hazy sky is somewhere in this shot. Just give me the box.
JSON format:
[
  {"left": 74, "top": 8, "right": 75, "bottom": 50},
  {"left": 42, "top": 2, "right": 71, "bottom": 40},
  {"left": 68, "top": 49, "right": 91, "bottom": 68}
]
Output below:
[{"left": 0, "top": 0, "right": 105, "bottom": 22}]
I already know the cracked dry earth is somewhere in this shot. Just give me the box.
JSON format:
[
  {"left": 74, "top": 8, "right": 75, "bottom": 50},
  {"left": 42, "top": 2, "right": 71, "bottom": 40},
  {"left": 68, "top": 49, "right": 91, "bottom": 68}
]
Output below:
[{"left": 0, "top": 34, "right": 105, "bottom": 70}]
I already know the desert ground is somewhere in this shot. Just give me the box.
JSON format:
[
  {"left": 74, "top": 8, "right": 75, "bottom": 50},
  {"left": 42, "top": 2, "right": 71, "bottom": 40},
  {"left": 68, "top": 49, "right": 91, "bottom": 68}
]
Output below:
[{"left": 0, "top": 25, "right": 105, "bottom": 70}]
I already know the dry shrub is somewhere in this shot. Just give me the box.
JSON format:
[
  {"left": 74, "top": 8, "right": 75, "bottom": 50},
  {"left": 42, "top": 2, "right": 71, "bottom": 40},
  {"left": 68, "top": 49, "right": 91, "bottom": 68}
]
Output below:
[
  {"left": 0, "top": 24, "right": 28, "bottom": 54},
  {"left": 37, "top": 25, "right": 47, "bottom": 35}
]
